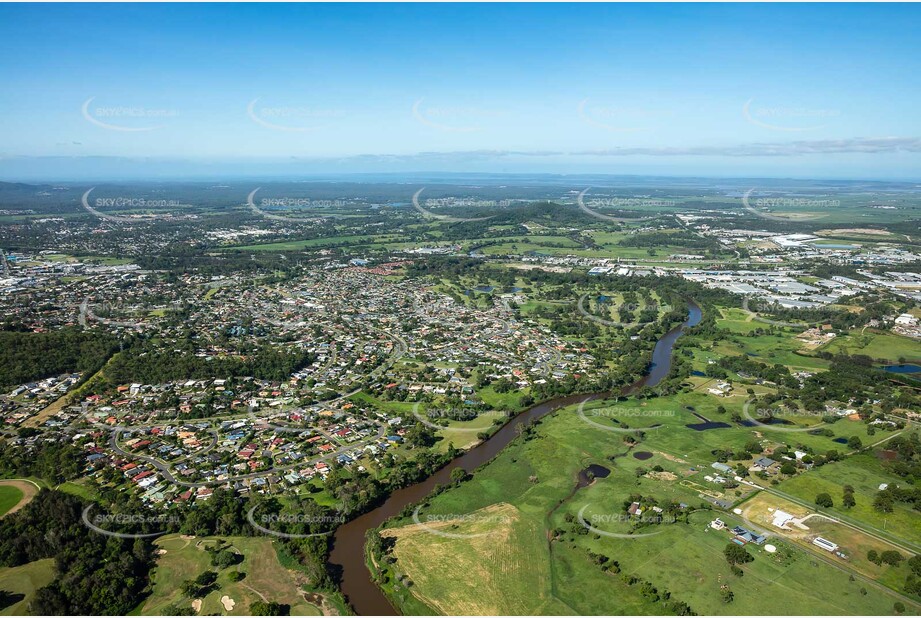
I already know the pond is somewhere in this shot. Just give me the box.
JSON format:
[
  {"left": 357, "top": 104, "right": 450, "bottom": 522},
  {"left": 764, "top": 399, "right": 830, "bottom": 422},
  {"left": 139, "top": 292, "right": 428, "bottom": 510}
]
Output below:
[
  {"left": 578, "top": 464, "right": 612, "bottom": 487},
  {"left": 881, "top": 364, "right": 921, "bottom": 374},
  {"left": 686, "top": 421, "right": 732, "bottom": 431},
  {"left": 633, "top": 451, "right": 653, "bottom": 460}
]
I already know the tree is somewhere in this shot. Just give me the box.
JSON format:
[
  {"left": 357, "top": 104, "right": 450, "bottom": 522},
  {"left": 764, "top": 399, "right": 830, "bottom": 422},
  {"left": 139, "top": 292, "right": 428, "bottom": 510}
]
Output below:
[
  {"left": 868, "top": 550, "right": 881, "bottom": 565},
  {"left": 211, "top": 549, "right": 241, "bottom": 569},
  {"left": 894, "top": 602, "right": 905, "bottom": 614},
  {"left": 906, "top": 575, "right": 921, "bottom": 596},
  {"left": 881, "top": 551, "right": 904, "bottom": 566},
  {"left": 908, "top": 555, "right": 921, "bottom": 576},
  {"left": 449, "top": 467, "right": 467, "bottom": 484},
  {"left": 780, "top": 462, "right": 797, "bottom": 476},
  {"left": 182, "top": 571, "right": 218, "bottom": 598},
  {"left": 251, "top": 601, "right": 286, "bottom": 615},
  {"left": 815, "top": 493, "right": 834, "bottom": 508},
  {"left": 842, "top": 492, "right": 856, "bottom": 508},
  {"left": 847, "top": 436, "right": 863, "bottom": 450},
  {"left": 874, "top": 492, "right": 894, "bottom": 513},
  {"left": 724, "top": 543, "right": 754, "bottom": 566},
  {"left": 720, "top": 587, "right": 734, "bottom": 604}
]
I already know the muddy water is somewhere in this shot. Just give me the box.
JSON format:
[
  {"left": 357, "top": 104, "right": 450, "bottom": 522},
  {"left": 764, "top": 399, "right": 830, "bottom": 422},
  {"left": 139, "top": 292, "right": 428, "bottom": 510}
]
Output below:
[{"left": 328, "top": 301, "right": 702, "bottom": 615}]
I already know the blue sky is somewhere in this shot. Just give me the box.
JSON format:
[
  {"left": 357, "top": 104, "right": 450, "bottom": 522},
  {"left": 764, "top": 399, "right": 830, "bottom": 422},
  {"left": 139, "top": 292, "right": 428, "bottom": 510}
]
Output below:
[{"left": 0, "top": 3, "right": 919, "bottom": 180}]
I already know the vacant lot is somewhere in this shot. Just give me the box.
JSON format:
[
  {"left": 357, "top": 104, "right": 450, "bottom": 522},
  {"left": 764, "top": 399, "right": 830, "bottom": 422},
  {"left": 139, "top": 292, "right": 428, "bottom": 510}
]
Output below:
[{"left": 383, "top": 503, "right": 566, "bottom": 615}]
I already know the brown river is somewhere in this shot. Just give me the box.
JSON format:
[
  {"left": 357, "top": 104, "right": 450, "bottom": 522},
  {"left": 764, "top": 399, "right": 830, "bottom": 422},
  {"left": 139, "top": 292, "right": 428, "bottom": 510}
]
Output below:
[{"left": 328, "top": 300, "right": 702, "bottom": 615}]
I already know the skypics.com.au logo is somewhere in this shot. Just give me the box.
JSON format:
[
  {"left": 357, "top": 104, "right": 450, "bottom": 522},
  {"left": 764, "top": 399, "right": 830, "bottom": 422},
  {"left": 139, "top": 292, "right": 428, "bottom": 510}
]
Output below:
[
  {"left": 741, "top": 188, "right": 836, "bottom": 222},
  {"left": 740, "top": 399, "right": 831, "bottom": 433},
  {"left": 411, "top": 99, "right": 505, "bottom": 133},
  {"left": 575, "top": 99, "right": 673, "bottom": 132},
  {"left": 247, "top": 98, "right": 344, "bottom": 132},
  {"left": 81, "top": 97, "right": 178, "bottom": 132},
  {"left": 576, "top": 399, "right": 670, "bottom": 434},
  {"left": 81, "top": 188, "right": 185, "bottom": 223},
  {"left": 576, "top": 189, "right": 661, "bottom": 223},
  {"left": 410, "top": 506, "right": 512, "bottom": 539},
  {"left": 576, "top": 505, "right": 669, "bottom": 539},
  {"left": 410, "top": 188, "right": 496, "bottom": 222},
  {"left": 247, "top": 507, "right": 345, "bottom": 539},
  {"left": 742, "top": 98, "right": 840, "bottom": 132},
  {"left": 411, "top": 403, "right": 509, "bottom": 433},
  {"left": 247, "top": 188, "right": 334, "bottom": 223},
  {"left": 82, "top": 504, "right": 180, "bottom": 539},
  {"left": 576, "top": 294, "right": 664, "bottom": 328}
]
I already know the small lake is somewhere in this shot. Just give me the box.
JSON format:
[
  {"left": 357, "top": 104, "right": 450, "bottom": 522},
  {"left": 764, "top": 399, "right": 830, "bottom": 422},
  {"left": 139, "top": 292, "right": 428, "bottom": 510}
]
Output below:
[
  {"left": 633, "top": 451, "right": 653, "bottom": 460},
  {"left": 577, "top": 464, "right": 611, "bottom": 487},
  {"left": 881, "top": 364, "right": 921, "bottom": 374},
  {"left": 739, "top": 417, "right": 793, "bottom": 427},
  {"left": 686, "top": 421, "right": 732, "bottom": 431}
]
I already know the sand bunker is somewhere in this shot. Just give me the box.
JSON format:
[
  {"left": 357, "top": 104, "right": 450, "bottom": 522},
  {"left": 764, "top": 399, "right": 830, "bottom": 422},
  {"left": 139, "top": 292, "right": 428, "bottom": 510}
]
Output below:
[
  {"left": 191, "top": 599, "right": 202, "bottom": 613},
  {"left": 220, "top": 595, "right": 236, "bottom": 611}
]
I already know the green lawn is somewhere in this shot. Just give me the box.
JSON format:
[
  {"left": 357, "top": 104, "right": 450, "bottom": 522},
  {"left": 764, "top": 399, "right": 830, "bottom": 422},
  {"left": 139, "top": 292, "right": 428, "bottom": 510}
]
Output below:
[
  {"left": 55, "top": 479, "right": 97, "bottom": 502},
  {"left": 0, "top": 487, "right": 24, "bottom": 518},
  {"left": 776, "top": 454, "right": 921, "bottom": 548},
  {"left": 820, "top": 331, "right": 921, "bottom": 364},
  {"left": 0, "top": 559, "right": 56, "bottom": 616}
]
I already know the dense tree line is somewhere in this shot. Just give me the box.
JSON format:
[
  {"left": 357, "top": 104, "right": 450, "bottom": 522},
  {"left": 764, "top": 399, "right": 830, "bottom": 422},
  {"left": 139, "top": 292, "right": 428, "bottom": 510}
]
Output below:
[
  {"left": 0, "top": 328, "right": 117, "bottom": 390},
  {"left": 0, "top": 490, "right": 155, "bottom": 615},
  {"left": 0, "top": 439, "right": 86, "bottom": 484},
  {"left": 102, "top": 339, "right": 316, "bottom": 385}
]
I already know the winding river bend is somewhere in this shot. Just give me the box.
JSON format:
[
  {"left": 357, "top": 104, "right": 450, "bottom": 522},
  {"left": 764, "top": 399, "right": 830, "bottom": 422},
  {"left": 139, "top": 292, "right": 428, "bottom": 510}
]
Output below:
[{"left": 328, "top": 301, "right": 703, "bottom": 615}]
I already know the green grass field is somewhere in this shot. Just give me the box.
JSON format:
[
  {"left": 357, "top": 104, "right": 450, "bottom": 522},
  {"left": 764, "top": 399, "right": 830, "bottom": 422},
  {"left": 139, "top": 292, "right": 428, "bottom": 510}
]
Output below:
[
  {"left": 140, "top": 535, "right": 323, "bottom": 616},
  {"left": 0, "top": 486, "right": 24, "bottom": 518},
  {"left": 55, "top": 479, "right": 97, "bottom": 502},
  {"left": 820, "top": 331, "right": 921, "bottom": 364},
  {"left": 0, "top": 559, "right": 56, "bottom": 616},
  {"left": 776, "top": 454, "right": 921, "bottom": 548}
]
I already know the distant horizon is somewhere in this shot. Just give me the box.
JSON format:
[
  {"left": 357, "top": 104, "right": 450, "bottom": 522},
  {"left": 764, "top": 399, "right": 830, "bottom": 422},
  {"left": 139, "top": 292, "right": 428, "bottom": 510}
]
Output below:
[
  {"left": 2, "top": 165, "right": 920, "bottom": 186},
  {"left": 2, "top": 3, "right": 920, "bottom": 182}
]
